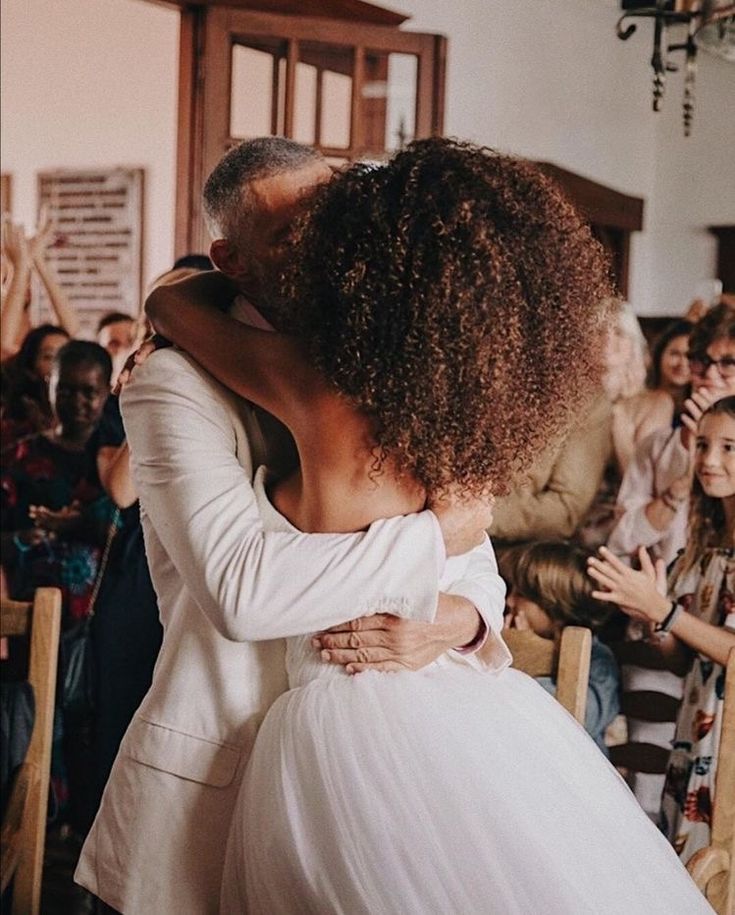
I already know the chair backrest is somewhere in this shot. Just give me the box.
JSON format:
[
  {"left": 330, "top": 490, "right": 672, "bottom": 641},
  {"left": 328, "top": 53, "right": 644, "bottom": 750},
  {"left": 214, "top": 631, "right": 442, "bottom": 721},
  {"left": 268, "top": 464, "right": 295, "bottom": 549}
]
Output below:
[
  {"left": 686, "top": 649, "right": 735, "bottom": 915},
  {"left": 0, "top": 588, "right": 62, "bottom": 915},
  {"left": 503, "top": 626, "right": 591, "bottom": 724}
]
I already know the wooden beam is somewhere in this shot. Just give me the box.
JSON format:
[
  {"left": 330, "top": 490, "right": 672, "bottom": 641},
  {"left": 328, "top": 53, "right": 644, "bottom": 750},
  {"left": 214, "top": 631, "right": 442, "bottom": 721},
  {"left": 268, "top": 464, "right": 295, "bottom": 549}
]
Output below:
[
  {"left": 537, "top": 162, "right": 645, "bottom": 232},
  {"left": 137, "top": 0, "right": 409, "bottom": 26}
]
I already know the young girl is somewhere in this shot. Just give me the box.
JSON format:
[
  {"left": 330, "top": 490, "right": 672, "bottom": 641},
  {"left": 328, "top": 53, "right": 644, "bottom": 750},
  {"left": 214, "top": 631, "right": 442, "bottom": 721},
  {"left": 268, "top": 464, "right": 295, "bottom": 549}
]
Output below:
[
  {"left": 146, "top": 139, "right": 710, "bottom": 913},
  {"left": 504, "top": 540, "right": 620, "bottom": 753},
  {"left": 589, "top": 396, "right": 735, "bottom": 861}
]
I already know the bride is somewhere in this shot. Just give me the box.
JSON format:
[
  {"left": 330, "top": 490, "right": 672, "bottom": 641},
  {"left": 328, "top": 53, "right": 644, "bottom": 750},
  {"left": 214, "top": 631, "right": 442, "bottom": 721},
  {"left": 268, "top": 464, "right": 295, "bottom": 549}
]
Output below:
[{"left": 147, "top": 138, "right": 711, "bottom": 914}]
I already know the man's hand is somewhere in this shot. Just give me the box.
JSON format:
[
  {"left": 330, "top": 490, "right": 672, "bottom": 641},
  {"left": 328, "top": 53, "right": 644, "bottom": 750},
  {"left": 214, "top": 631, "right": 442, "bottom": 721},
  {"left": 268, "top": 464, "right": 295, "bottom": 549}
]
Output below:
[
  {"left": 314, "top": 593, "right": 482, "bottom": 674},
  {"left": 429, "top": 490, "right": 495, "bottom": 557}
]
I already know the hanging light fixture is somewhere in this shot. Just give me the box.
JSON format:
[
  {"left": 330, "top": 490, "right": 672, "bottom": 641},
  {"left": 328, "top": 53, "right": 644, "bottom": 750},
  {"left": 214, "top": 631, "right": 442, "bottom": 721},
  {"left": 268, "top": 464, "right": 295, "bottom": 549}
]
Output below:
[{"left": 617, "top": 1, "right": 735, "bottom": 135}]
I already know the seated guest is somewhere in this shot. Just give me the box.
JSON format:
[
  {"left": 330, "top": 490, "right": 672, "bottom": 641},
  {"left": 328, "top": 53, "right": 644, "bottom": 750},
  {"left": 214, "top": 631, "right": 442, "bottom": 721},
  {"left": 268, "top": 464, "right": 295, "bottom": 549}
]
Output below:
[
  {"left": 504, "top": 540, "right": 620, "bottom": 753},
  {"left": 606, "top": 302, "right": 681, "bottom": 475},
  {"left": 1, "top": 340, "right": 118, "bottom": 834},
  {"left": 589, "top": 396, "right": 735, "bottom": 860},
  {"left": 604, "top": 303, "right": 734, "bottom": 817},
  {"left": 647, "top": 319, "right": 693, "bottom": 417},
  {"left": 1, "top": 323, "right": 70, "bottom": 443},
  {"left": 608, "top": 302, "right": 735, "bottom": 565},
  {"left": 578, "top": 307, "right": 688, "bottom": 549},
  {"left": 489, "top": 391, "right": 611, "bottom": 546}
]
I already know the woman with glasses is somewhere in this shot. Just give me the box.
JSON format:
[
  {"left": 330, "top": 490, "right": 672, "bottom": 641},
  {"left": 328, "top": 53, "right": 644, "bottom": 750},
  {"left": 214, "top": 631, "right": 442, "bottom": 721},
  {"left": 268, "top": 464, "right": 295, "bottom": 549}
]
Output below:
[{"left": 608, "top": 302, "right": 735, "bottom": 566}]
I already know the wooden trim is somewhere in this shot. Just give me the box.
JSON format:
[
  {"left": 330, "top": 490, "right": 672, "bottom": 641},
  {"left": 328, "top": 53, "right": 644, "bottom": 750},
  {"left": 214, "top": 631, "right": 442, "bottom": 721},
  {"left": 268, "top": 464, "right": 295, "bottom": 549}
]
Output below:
[
  {"left": 226, "top": 8, "right": 433, "bottom": 52},
  {"left": 283, "top": 39, "right": 299, "bottom": 136},
  {"left": 350, "top": 46, "right": 365, "bottom": 153},
  {"left": 175, "top": 8, "right": 206, "bottom": 257},
  {"left": 314, "top": 67, "right": 324, "bottom": 145},
  {"left": 537, "top": 162, "right": 645, "bottom": 232},
  {"left": 140, "top": 0, "right": 410, "bottom": 26},
  {"left": 431, "top": 34, "right": 447, "bottom": 135}
]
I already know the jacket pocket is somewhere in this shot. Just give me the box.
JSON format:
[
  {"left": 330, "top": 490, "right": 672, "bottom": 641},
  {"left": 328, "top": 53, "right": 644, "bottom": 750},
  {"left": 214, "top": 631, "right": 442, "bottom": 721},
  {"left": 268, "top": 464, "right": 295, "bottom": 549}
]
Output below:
[{"left": 124, "top": 718, "right": 242, "bottom": 788}]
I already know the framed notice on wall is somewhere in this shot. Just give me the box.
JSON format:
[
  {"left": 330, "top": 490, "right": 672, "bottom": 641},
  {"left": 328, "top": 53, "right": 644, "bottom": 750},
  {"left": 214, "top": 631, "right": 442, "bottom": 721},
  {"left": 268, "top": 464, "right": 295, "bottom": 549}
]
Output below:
[{"left": 37, "top": 167, "right": 144, "bottom": 335}]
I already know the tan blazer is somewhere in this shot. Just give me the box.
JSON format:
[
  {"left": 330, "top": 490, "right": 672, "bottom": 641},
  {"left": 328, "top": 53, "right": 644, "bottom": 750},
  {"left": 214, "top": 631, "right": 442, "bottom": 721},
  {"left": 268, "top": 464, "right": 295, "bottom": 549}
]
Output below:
[
  {"left": 490, "top": 393, "right": 613, "bottom": 544},
  {"left": 75, "top": 343, "right": 448, "bottom": 914}
]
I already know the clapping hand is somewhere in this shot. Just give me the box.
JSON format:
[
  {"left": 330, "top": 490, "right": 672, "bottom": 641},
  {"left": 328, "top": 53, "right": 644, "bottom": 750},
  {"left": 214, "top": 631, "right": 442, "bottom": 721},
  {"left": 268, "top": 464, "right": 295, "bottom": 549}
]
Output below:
[
  {"left": 29, "top": 501, "right": 82, "bottom": 534},
  {"left": 587, "top": 546, "right": 671, "bottom": 626}
]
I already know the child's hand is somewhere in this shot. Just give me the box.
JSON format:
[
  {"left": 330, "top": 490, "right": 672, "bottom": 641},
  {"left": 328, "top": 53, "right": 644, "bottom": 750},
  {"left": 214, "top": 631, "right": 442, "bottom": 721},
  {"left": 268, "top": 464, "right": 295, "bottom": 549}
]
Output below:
[{"left": 587, "top": 546, "right": 670, "bottom": 624}]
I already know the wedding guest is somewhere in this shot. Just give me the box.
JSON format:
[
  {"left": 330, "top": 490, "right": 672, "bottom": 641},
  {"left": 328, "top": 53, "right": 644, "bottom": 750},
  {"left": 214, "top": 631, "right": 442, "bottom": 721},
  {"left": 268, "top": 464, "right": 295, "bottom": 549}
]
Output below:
[
  {"left": 488, "top": 393, "right": 612, "bottom": 546},
  {"left": 608, "top": 302, "right": 735, "bottom": 565},
  {"left": 603, "top": 303, "right": 734, "bottom": 816},
  {"left": 504, "top": 540, "right": 620, "bottom": 753},
  {"left": 1, "top": 210, "right": 80, "bottom": 358},
  {"left": 1, "top": 323, "right": 70, "bottom": 443},
  {"left": 1, "top": 340, "right": 117, "bottom": 834},
  {"left": 96, "top": 312, "right": 138, "bottom": 381},
  {"left": 589, "top": 395, "right": 735, "bottom": 860},
  {"left": 647, "top": 319, "right": 694, "bottom": 416}
]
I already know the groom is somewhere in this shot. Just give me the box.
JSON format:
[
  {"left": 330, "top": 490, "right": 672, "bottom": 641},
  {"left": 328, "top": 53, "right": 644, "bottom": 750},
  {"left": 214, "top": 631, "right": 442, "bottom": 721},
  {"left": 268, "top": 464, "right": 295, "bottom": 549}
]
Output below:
[{"left": 76, "top": 138, "right": 503, "bottom": 913}]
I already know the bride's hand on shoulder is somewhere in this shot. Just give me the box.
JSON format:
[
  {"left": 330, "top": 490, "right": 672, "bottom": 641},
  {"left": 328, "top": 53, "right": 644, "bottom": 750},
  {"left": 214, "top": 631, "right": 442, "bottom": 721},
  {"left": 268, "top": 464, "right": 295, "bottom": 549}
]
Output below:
[
  {"left": 429, "top": 489, "right": 494, "bottom": 557},
  {"left": 113, "top": 334, "right": 170, "bottom": 394},
  {"left": 313, "top": 595, "right": 482, "bottom": 674}
]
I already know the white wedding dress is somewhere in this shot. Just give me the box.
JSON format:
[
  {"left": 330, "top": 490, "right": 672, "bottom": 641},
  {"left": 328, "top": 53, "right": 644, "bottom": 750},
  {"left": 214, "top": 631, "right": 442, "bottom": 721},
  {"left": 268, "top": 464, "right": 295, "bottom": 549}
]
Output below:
[{"left": 220, "top": 469, "right": 712, "bottom": 915}]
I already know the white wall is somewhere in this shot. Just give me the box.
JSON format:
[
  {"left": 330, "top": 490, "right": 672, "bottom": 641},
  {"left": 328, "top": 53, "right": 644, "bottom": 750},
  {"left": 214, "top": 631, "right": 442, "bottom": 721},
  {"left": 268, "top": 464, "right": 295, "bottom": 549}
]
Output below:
[
  {"left": 0, "top": 0, "right": 179, "bottom": 292},
  {"left": 397, "top": 0, "right": 735, "bottom": 315},
  {"left": 2, "top": 0, "right": 733, "bottom": 314}
]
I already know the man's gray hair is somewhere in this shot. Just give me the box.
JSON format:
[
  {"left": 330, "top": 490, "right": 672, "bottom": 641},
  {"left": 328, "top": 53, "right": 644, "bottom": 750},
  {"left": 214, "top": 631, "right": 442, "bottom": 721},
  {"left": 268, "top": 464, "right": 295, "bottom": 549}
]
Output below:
[{"left": 202, "top": 137, "right": 323, "bottom": 240}]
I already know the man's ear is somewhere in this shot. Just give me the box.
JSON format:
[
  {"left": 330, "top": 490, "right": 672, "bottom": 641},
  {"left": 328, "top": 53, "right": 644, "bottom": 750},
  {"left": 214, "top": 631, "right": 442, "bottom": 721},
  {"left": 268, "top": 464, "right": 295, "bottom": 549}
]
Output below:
[{"left": 209, "top": 239, "right": 251, "bottom": 284}]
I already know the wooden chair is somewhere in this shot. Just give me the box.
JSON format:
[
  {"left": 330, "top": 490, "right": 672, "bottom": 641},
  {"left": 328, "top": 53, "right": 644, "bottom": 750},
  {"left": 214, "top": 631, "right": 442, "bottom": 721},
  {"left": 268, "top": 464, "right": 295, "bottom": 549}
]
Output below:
[
  {"left": 686, "top": 649, "right": 735, "bottom": 915},
  {"left": 502, "top": 626, "right": 592, "bottom": 724},
  {"left": 1, "top": 588, "right": 62, "bottom": 915}
]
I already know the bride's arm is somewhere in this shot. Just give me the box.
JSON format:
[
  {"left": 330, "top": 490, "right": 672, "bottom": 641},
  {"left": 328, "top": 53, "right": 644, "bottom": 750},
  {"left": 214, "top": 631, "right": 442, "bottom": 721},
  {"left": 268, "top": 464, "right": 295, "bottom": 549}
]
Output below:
[{"left": 146, "top": 271, "right": 326, "bottom": 428}]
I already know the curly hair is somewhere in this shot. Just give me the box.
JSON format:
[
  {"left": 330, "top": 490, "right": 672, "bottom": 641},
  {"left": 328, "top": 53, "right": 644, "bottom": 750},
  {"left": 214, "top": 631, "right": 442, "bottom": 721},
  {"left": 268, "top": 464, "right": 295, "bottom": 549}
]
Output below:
[
  {"left": 678, "top": 395, "right": 735, "bottom": 576},
  {"left": 280, "top": 137, "right": 614, "bottom": 497}
]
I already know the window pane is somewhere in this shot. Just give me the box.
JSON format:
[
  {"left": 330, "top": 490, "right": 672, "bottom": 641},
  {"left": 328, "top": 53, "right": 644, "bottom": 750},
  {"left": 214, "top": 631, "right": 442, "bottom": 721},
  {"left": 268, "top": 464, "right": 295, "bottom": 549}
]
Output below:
[
  {"left": 320, "top": 70, "right": 352, "bottom": 149},
  {"left": 230, "top": 44, "right": 275, "bottom": 139},
  {"left": 363, "top": 52, "right": 417, "bottom": 153},
  {"left": 293, "top": 62, "right": 317, "bottom": 145}
]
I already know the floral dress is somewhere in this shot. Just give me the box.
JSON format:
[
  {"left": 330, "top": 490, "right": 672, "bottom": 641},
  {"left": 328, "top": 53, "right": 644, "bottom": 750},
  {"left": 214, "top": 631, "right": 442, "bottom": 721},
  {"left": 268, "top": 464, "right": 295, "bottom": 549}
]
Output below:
[
  {"left": 1, "top": 433, "right": 116, "bottom": 621},
  {"left": 660, "top": 547, "right": 735, "bottom": 861},
  {"left": 1, "top": 432, "right": 119, "bottom": 829}
]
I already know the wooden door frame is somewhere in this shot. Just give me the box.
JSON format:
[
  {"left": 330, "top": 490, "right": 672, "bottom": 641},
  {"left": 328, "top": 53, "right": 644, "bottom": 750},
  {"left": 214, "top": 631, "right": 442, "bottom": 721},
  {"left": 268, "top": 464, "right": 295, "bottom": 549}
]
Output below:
[{"left": 174, "top": 6, "right": 446, "bottom": 256}]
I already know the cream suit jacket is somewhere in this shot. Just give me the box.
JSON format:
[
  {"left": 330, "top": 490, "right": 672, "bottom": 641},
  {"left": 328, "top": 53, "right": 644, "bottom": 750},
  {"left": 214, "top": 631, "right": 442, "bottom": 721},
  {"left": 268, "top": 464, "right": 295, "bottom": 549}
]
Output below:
[{"left": 75, "top": 331, "right": 502, "bottom": 913}]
